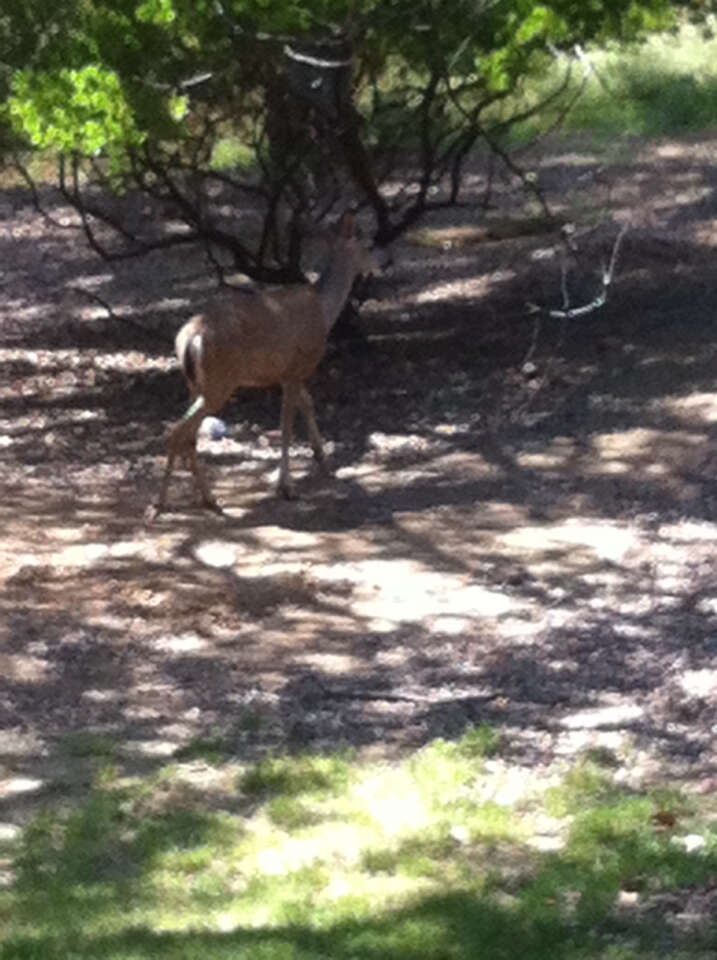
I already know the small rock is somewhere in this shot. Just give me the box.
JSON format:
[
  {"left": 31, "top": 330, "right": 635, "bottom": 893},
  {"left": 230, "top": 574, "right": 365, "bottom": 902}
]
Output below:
[{"left": 201, "top": 416, "right": 229, "bottom": 440}]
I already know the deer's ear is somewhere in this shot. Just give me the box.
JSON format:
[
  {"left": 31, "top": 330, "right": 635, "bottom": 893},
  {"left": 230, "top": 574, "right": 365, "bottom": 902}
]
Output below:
[{"left": 340, "top": 211, "right": 356, "bottom": 237}]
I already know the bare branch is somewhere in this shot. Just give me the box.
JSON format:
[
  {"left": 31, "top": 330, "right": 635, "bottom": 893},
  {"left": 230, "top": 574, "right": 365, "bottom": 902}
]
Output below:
[
  {"left": 67, "top": 285, "right": 173, "bottom": 345},
  {"left": 12, "top": 155, "right": 80, "bottom": 231},
  {"left": 526, "top": 223, "right": 630, "bottom": 320}
]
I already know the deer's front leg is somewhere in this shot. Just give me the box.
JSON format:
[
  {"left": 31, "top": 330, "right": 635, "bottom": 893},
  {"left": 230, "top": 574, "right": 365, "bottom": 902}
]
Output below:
[{"left": 278, "top": 382, "right": 300, "bottom": 499}]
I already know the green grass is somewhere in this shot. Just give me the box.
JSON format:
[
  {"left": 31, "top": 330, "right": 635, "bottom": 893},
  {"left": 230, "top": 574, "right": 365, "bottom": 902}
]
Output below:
[
  {"left": 56, "top": 730, "right": 120, "bottom": 760},
  {"left": 1, "top": 726, "right": 717, "bottom": 959},
  {"left": 508, "top": 17, "right": 717, "bottom": 143}
]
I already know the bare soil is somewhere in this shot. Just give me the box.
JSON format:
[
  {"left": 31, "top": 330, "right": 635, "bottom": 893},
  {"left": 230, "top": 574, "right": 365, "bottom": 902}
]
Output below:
[{"left": 3, "top": 134, "right": 717, "bottom": 823}]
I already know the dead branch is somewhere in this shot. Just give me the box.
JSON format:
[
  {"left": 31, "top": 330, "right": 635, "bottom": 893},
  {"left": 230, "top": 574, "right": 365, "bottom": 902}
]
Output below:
[
  {"left": 526, "top": 222, "right": 630, "bottom": 320},
  {"left": 67, "top": 285, "right": 173, "bottom": 346}
]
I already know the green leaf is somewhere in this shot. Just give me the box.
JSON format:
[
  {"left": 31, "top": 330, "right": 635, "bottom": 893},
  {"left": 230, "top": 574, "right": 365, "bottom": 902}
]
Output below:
[
  {"left": 135, "top": 0, "right": 176, "bottom": 26},
  {"left": 9, "top": 66, "right": 145, "bottom": 156}
]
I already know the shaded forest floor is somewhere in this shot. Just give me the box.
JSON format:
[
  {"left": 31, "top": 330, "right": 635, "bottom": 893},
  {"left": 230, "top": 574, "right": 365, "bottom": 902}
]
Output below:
[{"left": 3, "top": 133, "right": 717, "bottom": 828}]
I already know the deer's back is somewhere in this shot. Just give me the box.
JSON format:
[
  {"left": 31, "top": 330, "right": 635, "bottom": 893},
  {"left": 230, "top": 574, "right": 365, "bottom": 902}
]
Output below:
[{"left": 182, "top": 284, "right": 328, "bottom": 391}]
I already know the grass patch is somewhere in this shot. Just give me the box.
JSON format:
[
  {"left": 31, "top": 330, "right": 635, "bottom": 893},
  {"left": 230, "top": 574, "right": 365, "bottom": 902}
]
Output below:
[
  {"left": 239, "top": 750, "right": 355, "bottom": 799},
  {"left": 56, "top": 730, "right": 119, "bottom": 760},
  {"left": 2, "top": 729, "right": 717, "bottom": 958},
  {"left": 174, "top": 734, "right": 235, "bottom": 766},
  {"left": 508, "top": 18, "right": 717, "bottom": 143}
]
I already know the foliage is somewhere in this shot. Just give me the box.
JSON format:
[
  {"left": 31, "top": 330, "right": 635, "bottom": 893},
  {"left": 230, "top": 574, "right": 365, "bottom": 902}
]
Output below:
[
  {"left": 0, "top": 1, "right": 700, "bottom": 278},
  {"left": 541, "top": 17, "right": 717, "bottom": 139}
]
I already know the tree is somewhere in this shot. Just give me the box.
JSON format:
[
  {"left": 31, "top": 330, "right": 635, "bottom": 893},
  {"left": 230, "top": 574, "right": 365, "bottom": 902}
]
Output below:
[{"left": 0, "top": 1, "right": 697, "bottom": 282}]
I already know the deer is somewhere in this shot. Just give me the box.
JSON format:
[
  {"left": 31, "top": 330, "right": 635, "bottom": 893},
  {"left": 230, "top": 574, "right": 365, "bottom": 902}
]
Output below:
[{"left": 147, "top": 211, "right": 379, "bottom": 519}]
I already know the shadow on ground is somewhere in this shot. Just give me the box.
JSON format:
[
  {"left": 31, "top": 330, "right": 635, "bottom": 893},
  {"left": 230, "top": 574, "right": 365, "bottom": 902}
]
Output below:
[{"left": 3, "top": 135, "right": 717, "bottom": 823}]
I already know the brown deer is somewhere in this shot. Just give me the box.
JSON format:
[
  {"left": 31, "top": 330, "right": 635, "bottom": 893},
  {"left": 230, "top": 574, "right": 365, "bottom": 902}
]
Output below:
[{"left": 147, "top": 211, "right": 378, "bottom": 518}]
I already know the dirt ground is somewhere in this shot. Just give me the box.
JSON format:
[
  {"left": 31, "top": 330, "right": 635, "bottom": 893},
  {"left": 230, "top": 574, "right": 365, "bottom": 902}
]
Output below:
[{"left": 3, "top": 134, "right": 717, "bottom": 824}]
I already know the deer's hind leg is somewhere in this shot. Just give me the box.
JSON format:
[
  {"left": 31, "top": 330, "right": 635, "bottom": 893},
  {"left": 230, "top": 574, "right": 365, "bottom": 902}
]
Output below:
[{"left": 147, "top": 396, "right": 219, "bottom": 520}]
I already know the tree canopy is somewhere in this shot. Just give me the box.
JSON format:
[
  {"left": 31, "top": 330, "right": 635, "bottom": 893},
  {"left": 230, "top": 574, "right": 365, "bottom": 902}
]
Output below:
[{"left": 0, "top": 1, "right": 705, "bottom": 279}]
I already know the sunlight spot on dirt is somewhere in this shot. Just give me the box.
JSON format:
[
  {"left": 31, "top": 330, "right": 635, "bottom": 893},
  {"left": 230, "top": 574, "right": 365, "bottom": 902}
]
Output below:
[
  {"left": 71, "top": 272, "right": 115, "bottom": 288},
  {"left": 374, "top": 648, "right": 411, "bottom": 667},
  {"left": 151, "top": 634, "right": 210, "bottom": 654},
  {"left": 501, "top": 519, "right": 640, "bottom": 564},
  {"left": 678, "top": 670, "right": 717, "bottom": 698},
  {"left": 138, "top": 296, "right": 190, "bottom": 313},
  {"left": 157, "top": 723, "right": 199, "bottom": 743},
  {"left": 314, "top": 559, "right": 516, "bottom": 631},
  {"left": 42, "top": 537, "right": 172, "bottom": 570},
  {"left": 93, "top": 351, "right": 175, "bottom": 373},
  {"left": 124, "top": 705, "right": 162, "bottom": 721},
  {"left": 404, "top": 268, "right": 513, "bottom": 307},
  {"left": 123, "top": 740, "right": 178, "bottom": 758},
  {"left": 82, "top": 688, "right": 124, "bottom": 703},
  {"left": 429, "top": 615, "right": 471, "bottom": 635},
  {"left": 560, "top": 703, "right": 644, "bottom": 730},
  {"left": 335, "top": 463, "right": 379, "bottom": 481},
  {"left": 589, "top": 428, "right": 705, "bottom": 479},
  {"left": 661, "top": 391, "right": 717, "bottom": 424},
  {"left": 109, "top": 541, "right": 150, "bottom": 558},
  {"left": 0, "top": 653, "right": 50, "bottom": 683},
  {"left": 0, "top": 823, "right": 21, "bottom": 842},
  {"left": 296, "top": 652, "right": 365, "bottom": 674},
  {"left": 249, "top": 527, "right": 320, "bottom": 550},
  {"left": 50, "top": 542, "right": 109, "bottom": 566},
  {"left": 496, "top": 617, "right": 545, "bottom": 641},
  {"left": 659, "top": 520, "right": 717, "bottom": 542},
  {"left": 0, "top": 776, "right": 44, "bottom": 798},
  {"left": 517, "top": 437, "right": 577, "bottom": 470},
  {"left": 194, "top": 540, "right": 243, "bottom": 568},
  {"left": 368, "top": 431, "right": 431, "bottom": 456}
]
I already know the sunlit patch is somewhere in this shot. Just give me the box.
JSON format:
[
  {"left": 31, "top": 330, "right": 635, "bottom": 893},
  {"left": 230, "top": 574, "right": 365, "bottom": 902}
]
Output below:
[
  {"left": 0, "top": 653, "right": 50, "bottom": 683},
  {"left": 193, "top": 540, "right": 241, "bottom": 568},
  {"left": 0, "top": 776, "right": 44, "bottom": 797},
  {"left": 589, "top": 427, "right": 705, "bottom": 480},
  {"left": 151, "top": 633, "right": 209, "bottom": 654},
  {"left": 314, "top": 558, "right": 516, "bottom": 631},
  {"left": 560, "top": 703, "right": 644, "bottom": 729},
  {"left": 296, "top": 652, "right": 365, "bottom": 674},
  {"left": 429, "top": 615, "right": 471, "bottom": 635},
  {"left": 677, "top": 669, "right": 717, "bottom": 698},
  {"left": 412, "top": 269, "right": 515, "bottom": 305},
  {"left": 500, "top": 519, "right": 640, "bottom": 563},
  {"left": 82, "top": 687, "right": 124, "bottom": 703},
  {"left": 123, "top": 739, "right": 178, "bottom": 757},
  {"left": 660, "top": 390, "right": 717, "bottom": 424},
  {"left": 516, "top": 436, "right": 577, "bottom": 470},
  {"left": 354, "top": 770, "right": 430, "bottom": 835}
]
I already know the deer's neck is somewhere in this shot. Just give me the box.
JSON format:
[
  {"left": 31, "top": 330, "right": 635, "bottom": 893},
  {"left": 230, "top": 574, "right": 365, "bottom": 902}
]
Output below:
[{"left": 316, "top": 246, "right": 356, "bottom": 334}]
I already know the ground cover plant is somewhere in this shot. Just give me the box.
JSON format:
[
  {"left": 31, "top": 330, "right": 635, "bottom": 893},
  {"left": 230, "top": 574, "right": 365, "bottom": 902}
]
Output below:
[{"left": 2, "top": 729, "right": 717, "bottom": 959}]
